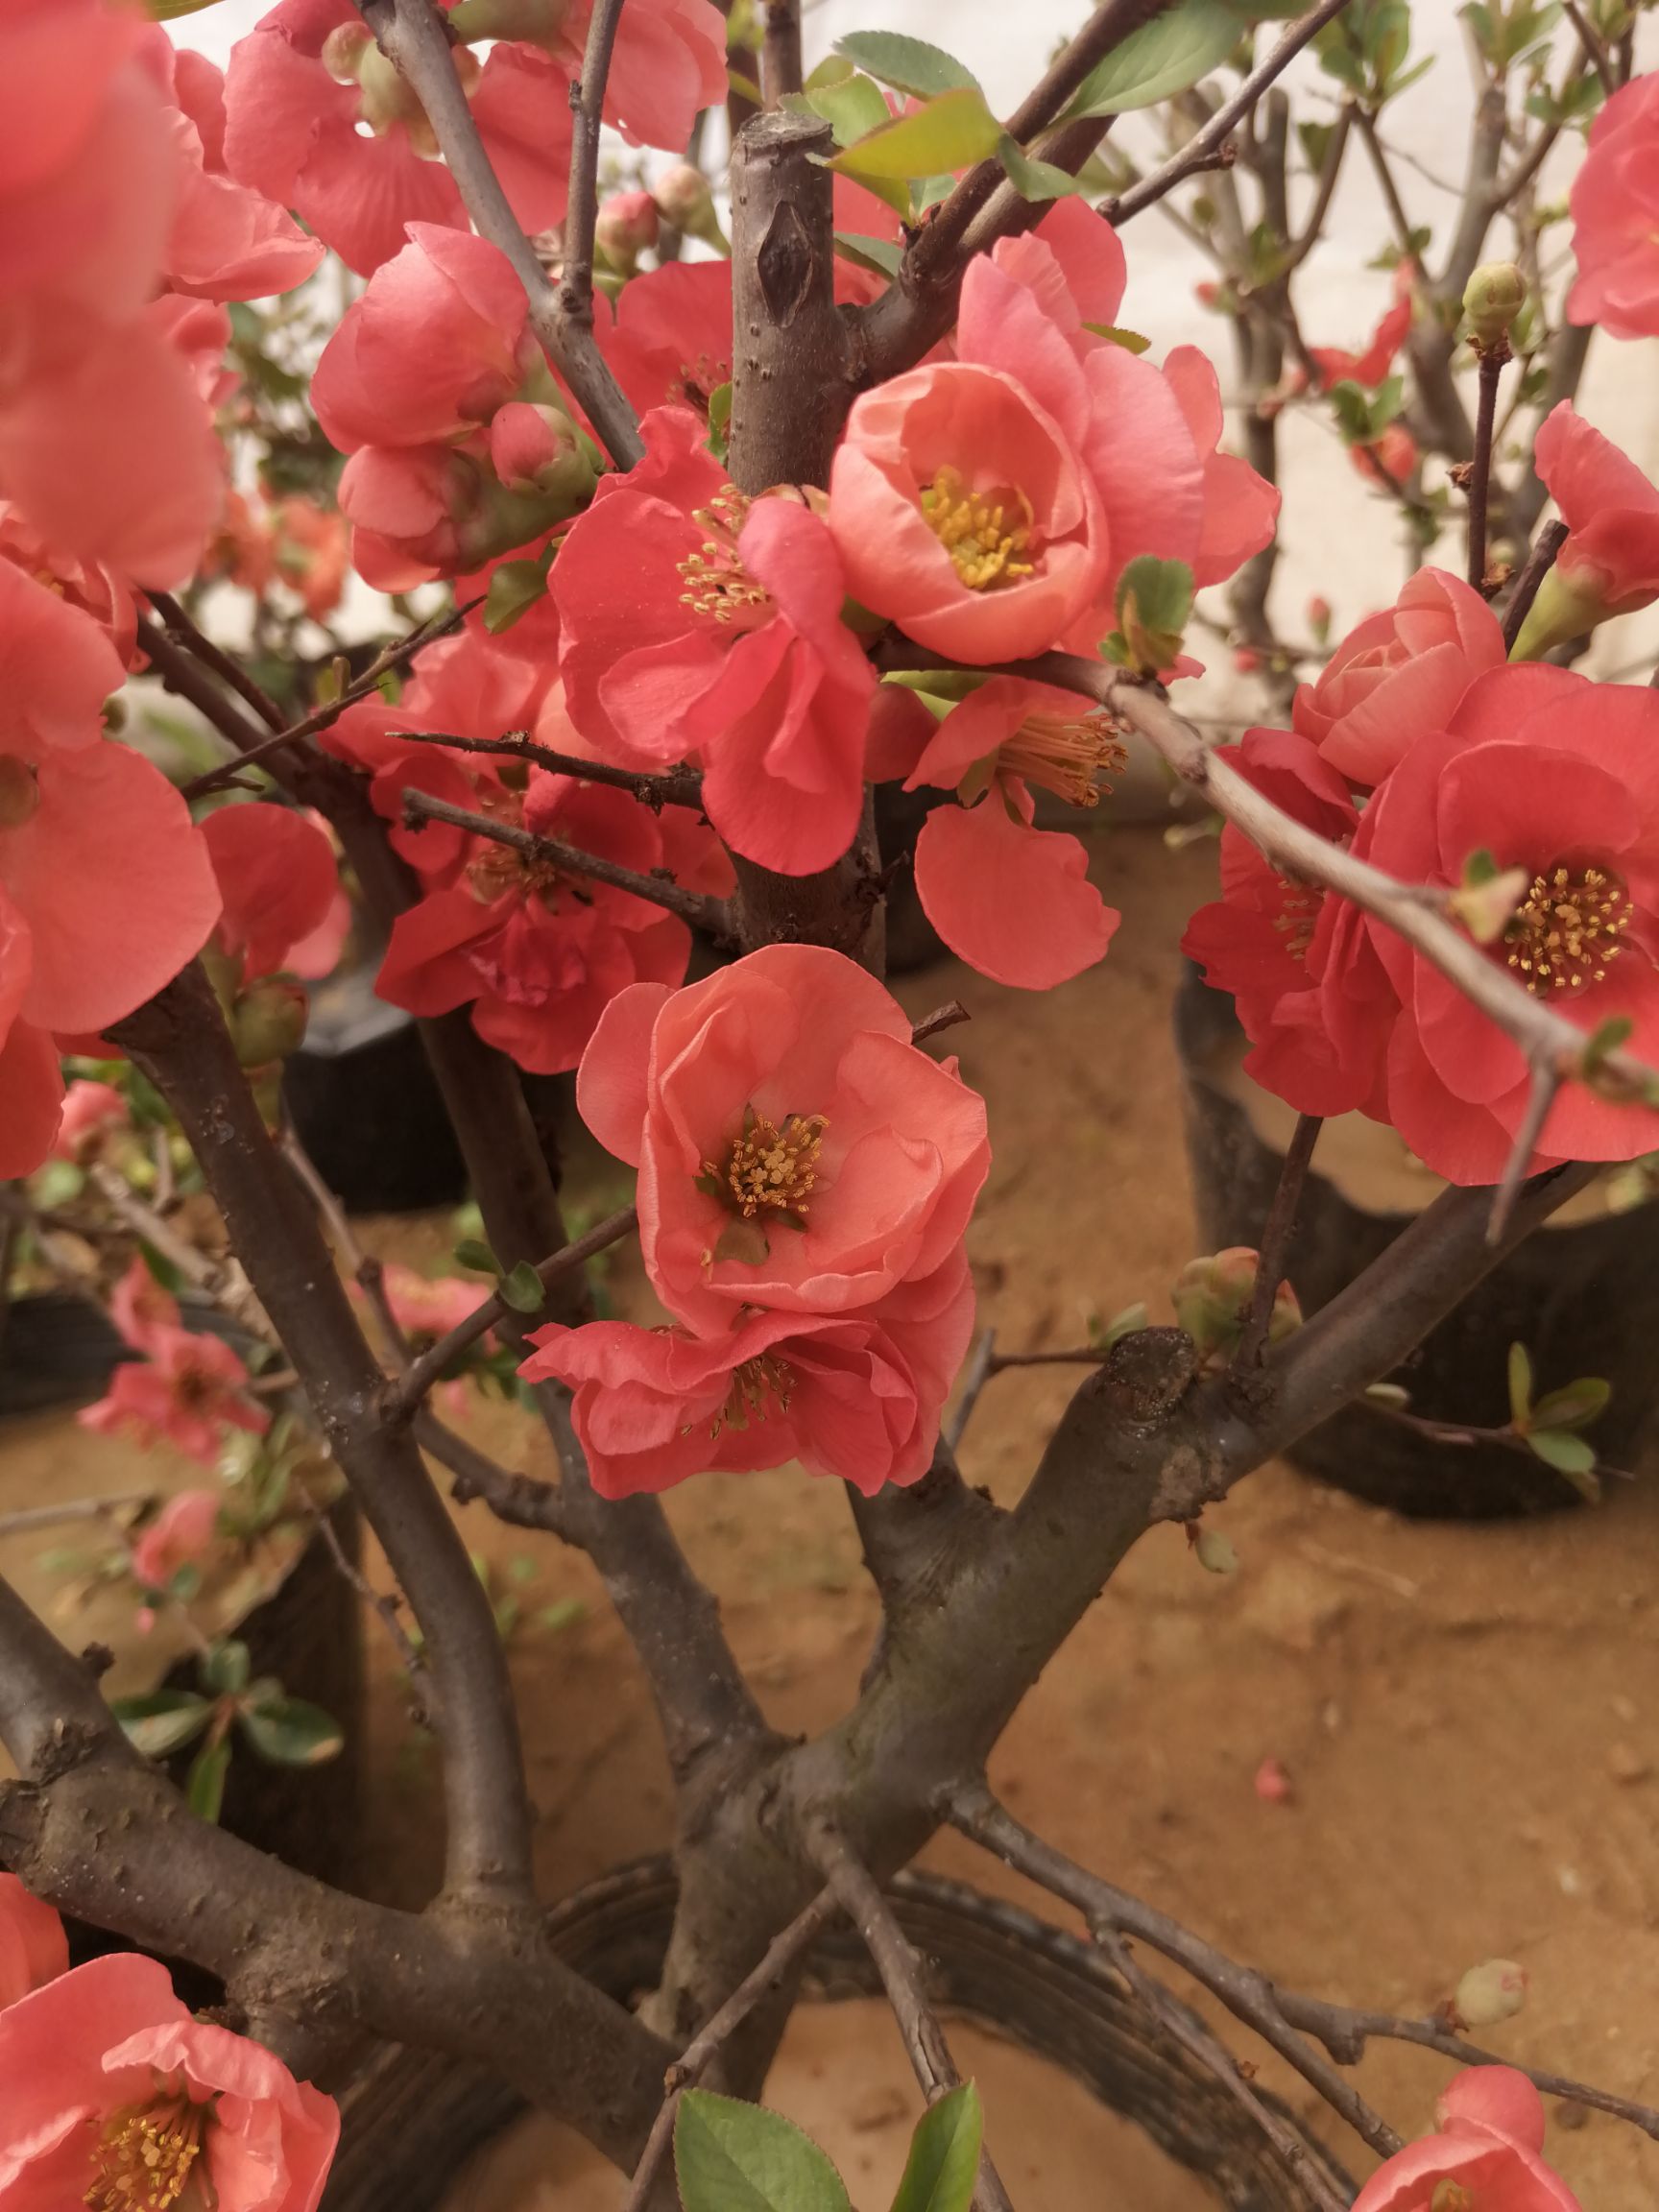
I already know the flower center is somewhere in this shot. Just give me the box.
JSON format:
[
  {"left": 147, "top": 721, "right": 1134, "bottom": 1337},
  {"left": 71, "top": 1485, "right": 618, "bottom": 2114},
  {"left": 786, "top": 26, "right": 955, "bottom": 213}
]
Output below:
[
  {"left": 677, "top": 490, "right": 769, "bottom": 624},
  {"left": 464, "top": 793, "right": 572, "bottom": 910},
  {"left": 708, "top": 1354, "right": 795, "bottom": 1440},
  {"left": 1503, "top": 863, "right": 1630, "bottom": 993},
  {"left": 997, "top": 709, "right": 1127, "bottom": 808},
  {"left": 86, "top": 2098, "right": 206, "bottom": 2212},
  {"left": 921, "top": 466, "right": 1035, "bottom": 591},
  {"left": 704, "top": 1106, "right": 827, "bottom": 1224},
  {"left": 1273, "top": 876, "right": 1323, "bottom": 963},
  {"left": 1429, "top": 2185, "right": 1473, "bottom": 2212}
]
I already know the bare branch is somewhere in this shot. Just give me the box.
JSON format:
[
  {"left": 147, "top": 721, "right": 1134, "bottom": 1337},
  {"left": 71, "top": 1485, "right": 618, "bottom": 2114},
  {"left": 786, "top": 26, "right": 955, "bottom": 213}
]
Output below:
[
  {"left": 1234, "top": 1114, "right": 1322, "bottom": 1371},
  {"left": 0, "top": 1493, "right": 155, "bottom": 1539},
  {"left": 1107, "top": 0, "right": 1357, "bottom": 226},
  {"left": 1464, "top": 342, "right": 1508, "bottom": 591},
  {"left": 1501, "top": 518, "right": 1570, "bottom": 652},
  {"left": 357, "top": 0, "right": 643, "bottom": 469},
  {"left": 144, "top": 591, "right": 284, "bottom": 733},
  {"left": 416, "top": 1408, "right": 572, "bottom": 1540},
  {"left": 760, "top": 0, "right": 803, "bottom": 103},
  {"left": 388, "top": 1205, "right": 638, "bottom": 1420},
  {"left": 621, "top": 1887, "right": 840, "bottom": 2212},
  {"left": 945, "top": 1326, "right": 997, "bottom": 1451},
  {"left": 807, "top": 1821, "right": 1016, "bottom": 2212},
  {"left": 388, "top": 726, "right": 704, "bottom": 810},
  {"left": 400, "top": 787, "right": 736, "bottom": 938},
  {"left": 563, "top": 0, "right": 627, "bottom": 325},
  {"left": 1487, "top": 1059, "right": 1563, "bottom": 1242}
]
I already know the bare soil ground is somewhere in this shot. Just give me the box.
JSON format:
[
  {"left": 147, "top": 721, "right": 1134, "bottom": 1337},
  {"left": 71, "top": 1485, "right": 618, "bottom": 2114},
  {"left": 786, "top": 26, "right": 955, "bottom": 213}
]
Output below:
[{"left": 6, "top": 824, "right": 1657, "bottom": 2206}]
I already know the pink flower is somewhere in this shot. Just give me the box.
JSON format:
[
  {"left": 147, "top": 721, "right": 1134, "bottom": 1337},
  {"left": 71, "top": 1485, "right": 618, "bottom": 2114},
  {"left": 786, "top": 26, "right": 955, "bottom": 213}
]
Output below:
[
  {"left": 108, "top": 1255, "right": 180, "bottom": 1358},
  {"left": 577, "top": 945, "right": 990, "bottom": 1335},
  {"left": 565, "top": 0, "right": 724, "bottom": 152},
  {"left": 130, "top": 1487, "right": 223, "bottom": 1592},
  {"left": 0, "top": 1950, "right": 338, "bottom": 2210},
  {"left": 83, "top": 1263, "right": 269, "bottom": 1467},
  {"left": 142, "top": 32, "right": 324, "bottom": 303},
  {"left": 902, "top": 677, "right": 1122, "bottom": 990},
  {"left": 0, "top": 505, "right": 135, "bottom": 672},
  {"left": 1352, "top": 2066, "right": 1580, "bottom": 2211},
  {"left": 1352, "top": 421, "right": 1419, "bottom": 494},
  {"left": 312, "top": 226, "right": 536, "bottom": 452},
  {"left": 1310, "top": 262, "right": 1414, "bottom": 390},
  {"left": 0, "top": 559, "right": 125, "bottom": 760},
  {"left": 377, "top": 769, "right": 713, "bottom": 1074},
  {"left": 48, "top": 1078, "right": 129, "bottom": 1164},
  {"left": 271, "top": 496, "right": 349, "bottom": 621},
  {"left": 222, "top": 0, "right": 572, "bottom": 277},
  {"left": 1292, "top": 567, "right": 1505, "bottom": 789},
  {"left": 202, "top": 804, "right": 347, "bottom": 983},
  {"left": 1567, "top": 72, "right": 1659, "bottom": 343},
  {"left": 0, "top": 1873, "right": 67, "bottom": 2010},
  {"left": 554, "top": 407, "right": 878, "bottom": 875},
  {"left": 1511, "top": 403, "right": 1659, "bottom": 658},
  {"left": 521, "top": 1250, "right": 974, "bottom": 1498},
  {"left": 0, "top": 0, "right": 222, "bottom": 581},
  {"left": 375, "top": 1262, "right": 491, "bottom": 1343},
  {"left": 595, "top": 259, "right": 733, "bottom": 420}
]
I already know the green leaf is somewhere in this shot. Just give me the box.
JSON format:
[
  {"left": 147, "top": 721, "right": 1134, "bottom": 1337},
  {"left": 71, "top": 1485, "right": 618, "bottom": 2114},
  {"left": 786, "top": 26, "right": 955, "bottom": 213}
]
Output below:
[
  {"left": 675, "top": 2091, "right": 851, "bottom": 2212},
  {"left": 728, "top": 65, "right": 763, "bottom": 106},
  {"left": 889, "top": 2082, "right": 983, "bottom": 2212},
  {"left": 1527, "top": 1429, "right": 1597, "bottom": 1476},
  {"left": 499, "top": 1262, "right": 546, "bottom": 1315},
  {"left": 146, "top": 0, "right": 224, "bottom": 15},
  {"left": 202, "top": 1640, "right": 251, "bottom": 1698},
  {"left": 835, "top": 231, "right": 905, "bottom": 278},
  {"left": 186, "top": 1738, "right": 232, "bottom": 1824},
  {"left": 828, "top": 87, "right": 1003, "bottom": 182},
  {"left": 239, "top": 1696, "right": 346, "bottom": 1768},
  {"left": 793, "top": 72, "right": 893, "bottom": 150},
  {"left": 997, "top": 133, "right": 1091, "bottom": 203},
  {"left": 1065, "top": 0, "right": 1240, "bottom": 119},
  {"left": 484, "top": 555, "right": 552, "bottom": 636},
  {"left": 1116, "top": 556, "right": 1194, "bottom": 635},
  {"left": 833, "top": 31, "right": 980, "bottom": 100},
  {"left": 707, "top": 381, "right": 733, "bottom": 462},
  {"left": 804, "top": 53, "right": 855, "bottom": 90},
  {"left": 1529, "top": 1376, "right": 1611, "bottom": 1432},
  {"left": 454, "top": 1238, "right": 501, "bottom": 1278},
  {"left": 1507, "top": 1340, "right": 1534, "bottom": 1429},
  {"left": 1082, "top": 322, "right": 1151, "bottom": 353},
  {"left": 111, "top": 1691, "right": 214, "bottom": 1760}
]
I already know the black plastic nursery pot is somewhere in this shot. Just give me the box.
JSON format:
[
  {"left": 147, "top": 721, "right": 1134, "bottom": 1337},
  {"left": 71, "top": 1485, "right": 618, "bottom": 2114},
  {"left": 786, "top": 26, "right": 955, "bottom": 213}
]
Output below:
[
  {"left": 323, "top": 1862, "right": 1352, "bottom": 2212},
  {"left": 1176, "top": 964, "right": 1659, "bottom": 1519}
]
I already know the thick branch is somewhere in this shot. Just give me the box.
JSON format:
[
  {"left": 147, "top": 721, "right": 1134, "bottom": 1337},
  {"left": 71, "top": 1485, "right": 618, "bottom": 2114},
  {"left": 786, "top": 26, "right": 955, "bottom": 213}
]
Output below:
[
  {"left": 357, "top": 0, "right": 642, "bottom": 469},
  {"left": 110, "top": 968, "right": 537, "bottom": 1906}
]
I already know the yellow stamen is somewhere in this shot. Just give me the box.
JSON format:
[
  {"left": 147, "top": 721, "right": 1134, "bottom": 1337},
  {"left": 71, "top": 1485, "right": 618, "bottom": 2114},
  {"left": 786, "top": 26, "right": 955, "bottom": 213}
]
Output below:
[
  {"left": 708, "top": 1354, "right": 795, "bottom": 1439},
  {"left": 921, "top": 465, "right": 1036, "bottom": 591},
  {"left": 1503, "top": 863, "right": 1630, "bottom": 993},
  {"left": 1272, "top": 876, "right": 1323, "bottom": 963},
  {"left": 705, "top": 1107, "right": 827, "bottom": 1222},
  {"left": 86, "top": 2099, "right": 206, "bottom": 2212},
  {"left": 997, "top": 708, "right": 1127, "bottom": 809},
  {"left": 676, "top": 489, "right": 770, "bottom": 624}
]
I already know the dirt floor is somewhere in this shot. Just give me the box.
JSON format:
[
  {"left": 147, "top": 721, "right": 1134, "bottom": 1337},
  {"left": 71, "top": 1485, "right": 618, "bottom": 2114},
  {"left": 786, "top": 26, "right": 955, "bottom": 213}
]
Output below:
[{"left": 6, "top": 821, "right": 1659, "bottom": 2207}]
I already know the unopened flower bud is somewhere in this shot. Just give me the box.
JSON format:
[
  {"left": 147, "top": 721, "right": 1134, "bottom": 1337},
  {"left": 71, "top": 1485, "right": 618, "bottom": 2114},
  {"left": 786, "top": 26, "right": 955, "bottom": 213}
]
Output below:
[
  {"left": 321, "top": 19, "right": 373, "bottom": 79},
  {"left": 1452, "top": 1959, "right": 1527, "bottom": 2030},
  {"left": 487, "top": 402, "right": 596, "bottom": 510},
  {"left": 652, "top": 162, "right": 729, "bottom": 252},
  {"left": 595, "top": 189, "right": 659, "bottom": 274},
  {"left": 1307, "top": 594, "right": 1332, "bottom": 644},
  {"left": 231, "top": 976, "right": 308, "bottom": 1069},
  {"left": 1463, "top": 261, "right": 1527, "bottom": 352}
]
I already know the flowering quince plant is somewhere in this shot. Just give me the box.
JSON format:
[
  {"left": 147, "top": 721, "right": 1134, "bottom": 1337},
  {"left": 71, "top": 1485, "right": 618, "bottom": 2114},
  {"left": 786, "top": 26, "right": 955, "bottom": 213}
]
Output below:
[{"left": 6, "top": 0, "right": 1659, "bottom": 2204}]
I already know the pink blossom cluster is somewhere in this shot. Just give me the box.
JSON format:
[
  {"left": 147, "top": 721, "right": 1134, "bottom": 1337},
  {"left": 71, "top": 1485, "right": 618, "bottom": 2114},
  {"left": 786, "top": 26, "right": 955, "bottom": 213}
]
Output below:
[
  {"left": 81, "top": 1257, "right": 270, "bottom": 1473},
  {"left": 0, "top": 1877, "right": 338, "bottom": 2209},
  {"left": 521, "top": 945, "right": 989, "bottom": 1497}
]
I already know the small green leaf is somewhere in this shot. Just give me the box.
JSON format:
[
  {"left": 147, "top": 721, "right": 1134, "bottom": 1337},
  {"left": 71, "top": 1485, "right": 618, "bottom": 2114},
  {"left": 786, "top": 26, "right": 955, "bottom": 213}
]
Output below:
[
  {"left": 728, "top": 65, "right": 763, "bottom": 106},
  {"left": 828, "top": 87, "right": 1003, "bottom": 183},
  {"left": 1082, "top": 322, "right": 1151, "bottom": 353},
  {"left": 202, "top": 1640, "right": 251, "bottom": 1698},
  {"left": 889, "top": 2081, "right": 983, "bottom": 2212},
  {"left": 186, "top": 1738, "right": 232, "bottom": 1824},
  {"left": 835, "top": 231, "right": 905, "bottom": 278},
  {"left": 804, "top": 53, "right": 854, "bottom": 90},
  {"left": 793, "top": 72, "right": 893, "bottom": 149},
  {"left": 111, "top": 1691, "right": 214, "bottom": 1760},
  {"left": 707, "top": 381, "right": 733, "bottom": 462},
  {"left": 1192, "top": 1527, "right": 1238, "bottom": 1576},
  {"left": 1527, "top": 1429, "right": 1597, "bottom": 1476},
  {"left": 1096, "top": 1299, "right": 1149, "bottom": 1351},
  {"left": 1115, "top": 555, "right": 1195, "bottom": 672},
  {"left": 1506, "top": 1341, "right": 1534, "bottom": 1429},
  {"left": 675, "top": 2091, "right": 851, "bottom": 2212},
  {"left": 499, "top": 1262, "right": 546, "bottom": 1315},
  {"left": 1530, "top": 1376, "right": 1611, "bottom": 1431},
  {"left": 239, "top": 1696, "right": 346, "bottom": 1768},
  {"left": 484, "top": 556, "right": 552, "bottom": 636},
  {"left": 454, "top": 1238, "right": 501, "bottom": 1278},
  {"left": 833, "top": 31, "right": 980, "bottom": 100},
  {"left": 997, "top": 133, "right": 1091, "bottom": 203},
  {"left": 1065, "top": 0, "right": 1240, "bottom": 119}
]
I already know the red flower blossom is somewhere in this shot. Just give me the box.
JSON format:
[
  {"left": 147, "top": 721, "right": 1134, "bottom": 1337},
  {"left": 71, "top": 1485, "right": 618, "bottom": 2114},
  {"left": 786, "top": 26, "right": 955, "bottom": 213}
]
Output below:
[
  {"left": 202, "top": 803, "right": 347, "bottom": 983},
  {"left": 1309, "top": 262, "right": 1414, "bottom": 390},
  {"left": 1511, "top": 403, "right": 1659, "bottom": 659},
  {"left": 81, "top": 1260, "right": 269, "bottom": 1468},
  {"left": 1352, "top": 2067, "right": 1579, "bottom": 2212},
  {"left": 554, "top": 406, "right": 878, "bottom": 876},
  {"left": 130, "top": 1487, "right": 223, "bottom": 1593},
  {"left": 521, "top": 1250, "right": 974, "bottom": 1498},
  {"left": 0, "top": 1873, "right": 67, "bottom": 2011},
  {"left": 1567, "top": 72, "right": 1659, "bottom": 343},
  {"left": 1292, "top": 567, "right": 1504, "bottom": 789},
  {"left": 0, "top": 1951, "right": 338, "bottom": 2211},
  {"left": 576, "top": 945, "right": 990, "bottom": 1336},
  {"left": 902, "top": 677, "right": 1123, "bottom": 990},
  {"left": 48, "top": 1078, "right": 128, "bottom": 1164}
]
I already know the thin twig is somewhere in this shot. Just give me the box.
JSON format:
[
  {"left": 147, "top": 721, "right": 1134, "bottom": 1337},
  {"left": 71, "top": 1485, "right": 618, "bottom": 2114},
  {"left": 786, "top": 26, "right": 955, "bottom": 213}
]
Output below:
[
  {"left": 1107, "top": 0, "right": 1357, "bottom": 226},
  {"left": 1357, "top": 108, "right": 1417, "bottom": 257},
  {"left": 399, "top": 789, "right": 736, "bottom": 937},
  {"left": 277, "top": 1122, "right": 413, "bottom": 1362},
  {"left": 1487, "top": 1059, "right": 1562, "bottom": 1242},
  {"left": 563, "top": 0, "right": 627, "bottom": 323},
  {"left": 387, "top": 728, "right": 705, "bottom": 810},
  {"left": 387, "top": 1205, "right": 638, "bottom": 1419},
  {"left": 358, "top": 0, "right": 643, "bottom": 469},
  {"left": 621, "top": 1887, "right": 841, "bottom": 2212},
  {"left": 1561, "top": 0, "right": 1616, "bottom": 96},
  {"left": 760, "top": 0, "right": 803, "bottom": 103},
  {"left": 986, "top": 1346, "right": 1106, "bottom": 1373},
  {"left": 945, "top": 1327, "right": 997, "bottom": 1451},
  {"left": 309, "top": 1502, "right": 431, "bottom": 1720},
  {"left": 1274, "top": 103, "right": 1354, "bottom": 284},
  {"left": 910, "top": 1000, "right": 970, "bottom": 1048},
  {"left": 806, "top": 1821, "right": 1016, "bottom": 2212},
  {"left": 0, "top": 1493, "right": 156, "bottom": 1539},
  {"left": 1501, "top": 518, "right": 1569, "bottom": 652},
  {"left": 87, "top": 1163, "right": 266, "bottom": 1333},
  {"left": 1464, "top": 345, "right": 1508, "bottom": 592},
  {"left": 1235, "top": 1114, "right": 1322, "bottom": 1371},
  {"left": 145, "top": 592, "right": 285, "bottom": 733},
  {"left": 414, "top": 1409, "right": 572, "bottom": 1540}
]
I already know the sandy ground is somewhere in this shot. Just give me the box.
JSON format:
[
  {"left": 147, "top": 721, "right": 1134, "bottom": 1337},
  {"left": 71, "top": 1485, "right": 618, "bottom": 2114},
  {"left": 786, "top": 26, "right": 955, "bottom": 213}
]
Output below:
[{"left": 7, "top": 823, "right": 1659, "bottom": 2206}]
